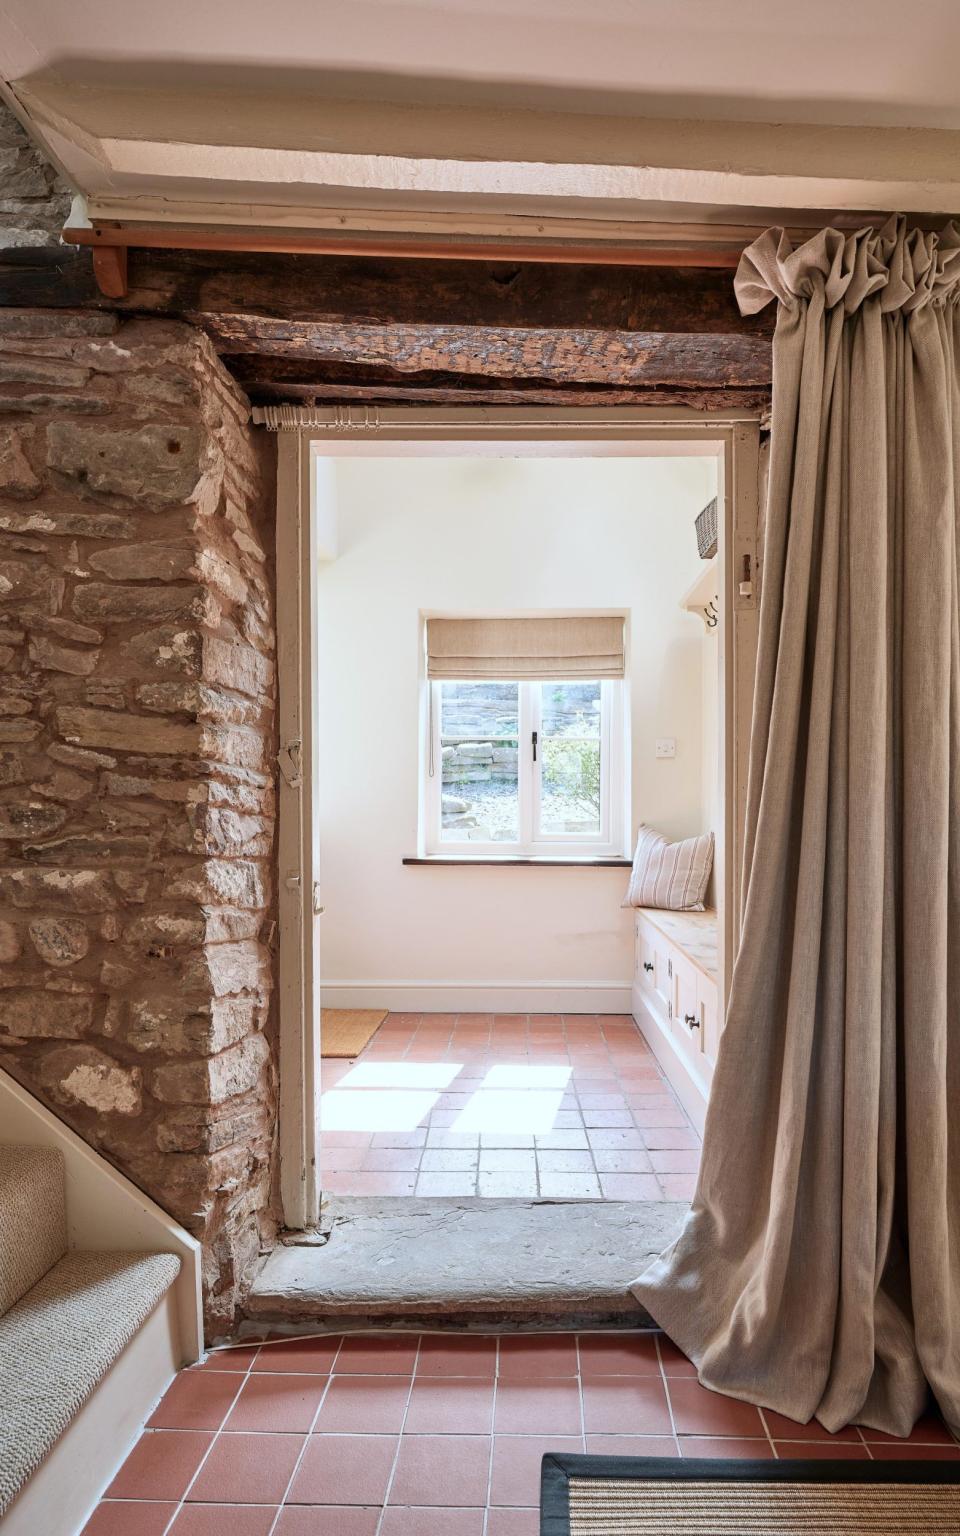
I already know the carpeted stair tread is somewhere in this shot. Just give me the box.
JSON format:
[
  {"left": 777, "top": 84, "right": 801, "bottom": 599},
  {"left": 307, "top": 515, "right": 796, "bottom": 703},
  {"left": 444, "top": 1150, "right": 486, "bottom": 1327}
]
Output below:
[
  {"left": 0, "top": 1248, "right": 181, "bottom": 1516},
  {"left": 0, "top": 1145, "right": 66, "bottom": 1317}
]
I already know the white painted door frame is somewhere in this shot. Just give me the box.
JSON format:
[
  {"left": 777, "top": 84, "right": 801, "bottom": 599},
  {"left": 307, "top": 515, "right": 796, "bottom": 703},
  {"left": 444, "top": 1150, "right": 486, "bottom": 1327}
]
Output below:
[{"left": 271, "top": 405, "right": 762, "bottom": 1231}]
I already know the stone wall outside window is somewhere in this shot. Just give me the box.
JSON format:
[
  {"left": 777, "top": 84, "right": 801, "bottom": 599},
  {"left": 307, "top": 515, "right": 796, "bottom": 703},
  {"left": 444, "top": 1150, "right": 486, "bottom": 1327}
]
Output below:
[{"left": 0, "top": 305, "right": 279, "bottom": 1337}]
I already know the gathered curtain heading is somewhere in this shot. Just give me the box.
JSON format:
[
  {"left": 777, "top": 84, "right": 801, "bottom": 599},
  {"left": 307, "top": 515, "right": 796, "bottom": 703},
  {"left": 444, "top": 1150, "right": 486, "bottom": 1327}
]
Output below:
[{"left": 426, "top": 615, "right": 625, "bottom": 681}]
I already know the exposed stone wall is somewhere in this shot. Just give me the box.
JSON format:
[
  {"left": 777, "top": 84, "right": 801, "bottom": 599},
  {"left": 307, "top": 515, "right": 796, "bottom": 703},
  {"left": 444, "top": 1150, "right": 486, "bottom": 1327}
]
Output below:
[
  {"left": 0, "top": 100, "right": 73, "bottom": 248},
  {"left": 0, "top": 306, "right": 279, "bottom": 1337}
]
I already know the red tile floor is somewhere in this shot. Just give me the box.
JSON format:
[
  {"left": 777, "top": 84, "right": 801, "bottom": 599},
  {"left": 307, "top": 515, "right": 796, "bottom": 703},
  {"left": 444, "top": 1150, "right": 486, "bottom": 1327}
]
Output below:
[
  {"left": 84, "top": 1329, "right": 960, "bottom": 1534},
  {"left": 320, "top": 1013, "right": 701, "bottom": 1201}
]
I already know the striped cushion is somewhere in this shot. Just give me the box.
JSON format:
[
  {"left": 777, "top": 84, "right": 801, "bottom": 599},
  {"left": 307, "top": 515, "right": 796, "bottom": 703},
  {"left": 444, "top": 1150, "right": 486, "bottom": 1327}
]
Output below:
[{"left": 623, "top": 824, "right": 714, "bottom": 911}]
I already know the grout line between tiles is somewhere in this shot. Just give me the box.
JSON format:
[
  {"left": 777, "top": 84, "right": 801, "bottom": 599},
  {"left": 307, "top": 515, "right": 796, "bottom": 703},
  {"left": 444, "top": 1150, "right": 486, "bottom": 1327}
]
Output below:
[
  {"left": 158, "top": 1351, "right": 259, "bottom": 1536},
  {"left": 263, "top": 1355, "right": 338, "bottom": 1536},
  {"left": 373, "top": 1332, "right": 423, "bottom": 1535}
]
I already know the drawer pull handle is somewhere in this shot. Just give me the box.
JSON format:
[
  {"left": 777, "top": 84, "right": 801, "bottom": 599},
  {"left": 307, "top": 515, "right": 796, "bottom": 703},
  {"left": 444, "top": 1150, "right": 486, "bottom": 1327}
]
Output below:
[
  {"left": 643, "top": 962, "right": 654, "bottom": 973},
  {"left": 684, "top": 1013, "right": 700, "bottom": 1029}
]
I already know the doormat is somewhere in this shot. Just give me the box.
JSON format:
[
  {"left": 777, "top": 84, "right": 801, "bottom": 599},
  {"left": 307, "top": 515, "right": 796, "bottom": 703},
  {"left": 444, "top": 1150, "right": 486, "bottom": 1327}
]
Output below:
[
  {"left": 540, "top": 1453, "right": 960, "bottom": 1534},
  {"left": 321, "top": 1009, "right": 388, "bottom": 1059}
]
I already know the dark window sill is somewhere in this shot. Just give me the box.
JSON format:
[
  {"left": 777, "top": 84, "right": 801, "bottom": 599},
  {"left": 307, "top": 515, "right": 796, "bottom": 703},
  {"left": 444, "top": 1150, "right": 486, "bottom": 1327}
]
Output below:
[{"left": 403, "top": 856, "right": 632, "bottom": 867}]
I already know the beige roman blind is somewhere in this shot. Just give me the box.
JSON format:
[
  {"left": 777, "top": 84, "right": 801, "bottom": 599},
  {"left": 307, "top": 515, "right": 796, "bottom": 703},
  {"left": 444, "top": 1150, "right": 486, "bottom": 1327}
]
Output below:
[{"left": 426, "top": 616, "right": 625, "bottom": 680}]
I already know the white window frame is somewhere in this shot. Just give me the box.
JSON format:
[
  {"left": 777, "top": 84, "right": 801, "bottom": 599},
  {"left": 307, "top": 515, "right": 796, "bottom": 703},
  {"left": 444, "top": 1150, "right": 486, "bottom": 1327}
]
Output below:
[{"left": 424, "top": 676, "right": 625, "bottom": 857}]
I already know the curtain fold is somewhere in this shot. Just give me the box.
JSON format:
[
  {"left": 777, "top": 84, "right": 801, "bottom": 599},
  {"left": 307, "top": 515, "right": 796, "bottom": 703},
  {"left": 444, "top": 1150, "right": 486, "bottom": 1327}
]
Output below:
[{"left": 632, "top": 216, "right": 960, "bottom": 1438}]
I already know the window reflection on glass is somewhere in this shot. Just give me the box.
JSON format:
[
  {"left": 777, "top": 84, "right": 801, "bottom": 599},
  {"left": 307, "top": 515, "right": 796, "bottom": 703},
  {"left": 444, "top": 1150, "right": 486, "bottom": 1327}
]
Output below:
[
  {"left": 539, "top": 681, "right": 602, "bottom": 836},
  {"left": 439, "top": 680, "right": 520, "bottom": 842}
]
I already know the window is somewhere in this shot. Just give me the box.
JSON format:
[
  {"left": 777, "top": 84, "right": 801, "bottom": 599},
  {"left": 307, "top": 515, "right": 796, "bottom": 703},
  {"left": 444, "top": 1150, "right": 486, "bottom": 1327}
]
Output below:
[{"left": 425, "top": 676, "right": 625, "bottom": 856}]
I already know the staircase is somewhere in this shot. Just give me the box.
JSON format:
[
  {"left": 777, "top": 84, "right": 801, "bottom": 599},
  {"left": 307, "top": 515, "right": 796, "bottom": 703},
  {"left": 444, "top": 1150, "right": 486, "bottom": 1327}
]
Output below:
[{"left": 0, "top": 1144, "right": 182, "bottom": 1536}]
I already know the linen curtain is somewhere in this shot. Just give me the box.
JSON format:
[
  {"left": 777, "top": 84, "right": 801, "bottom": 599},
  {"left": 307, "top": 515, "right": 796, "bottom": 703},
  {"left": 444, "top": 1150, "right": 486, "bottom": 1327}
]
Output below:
[
  {"left": 426, "top": 615, "right": 625, "bottom": 679},
  {"left": 632, "top": 217, "right": 960, "bottom": 1438}
]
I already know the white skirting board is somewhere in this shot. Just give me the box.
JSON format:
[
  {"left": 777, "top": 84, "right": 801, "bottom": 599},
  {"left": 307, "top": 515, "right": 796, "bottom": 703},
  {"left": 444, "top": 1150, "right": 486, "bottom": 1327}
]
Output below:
[
  {"left": 631, "top": 983, "right": 708, "bottom": 1134},
  {"left": 1, "top": 1291, "right": 180, "bottom": 1536},
  {"left": 321, "top": 980, "right": 634, "bottom": 1013},
  {"left": 0, "top": 1067, "right": 203, "bottom": 1363}
]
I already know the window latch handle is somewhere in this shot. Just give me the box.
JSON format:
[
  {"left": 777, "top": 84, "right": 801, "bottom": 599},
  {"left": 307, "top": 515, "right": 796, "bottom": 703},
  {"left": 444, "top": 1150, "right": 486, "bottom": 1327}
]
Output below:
[{"left": 532, "top": 729, "right": 538, "bottom": 762}]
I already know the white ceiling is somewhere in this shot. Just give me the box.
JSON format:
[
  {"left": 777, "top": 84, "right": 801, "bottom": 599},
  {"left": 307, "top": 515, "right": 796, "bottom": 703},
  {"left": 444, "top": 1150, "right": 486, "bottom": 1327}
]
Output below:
[
  {"left": 2, "top": 0, "right": 958, "bottom": 229},
  {"left": 2, "top": 0, "right": 959, "bottom": 129}
]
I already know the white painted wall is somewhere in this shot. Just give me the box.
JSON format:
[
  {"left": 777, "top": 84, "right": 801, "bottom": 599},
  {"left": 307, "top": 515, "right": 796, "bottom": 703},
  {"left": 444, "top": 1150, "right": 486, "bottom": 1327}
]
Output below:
[{"left": 316, "top": 454, "right": 715, "bottom": 1008}]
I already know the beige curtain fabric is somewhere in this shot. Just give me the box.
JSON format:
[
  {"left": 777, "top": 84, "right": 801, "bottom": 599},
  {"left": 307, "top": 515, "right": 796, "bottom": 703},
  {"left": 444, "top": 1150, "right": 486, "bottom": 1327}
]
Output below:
[
  {"left": 633, "top": 217, "right": 960, "bottom": 1439},
  {"left": 426, "top": 615, "right": 624, "bottom": 679}
]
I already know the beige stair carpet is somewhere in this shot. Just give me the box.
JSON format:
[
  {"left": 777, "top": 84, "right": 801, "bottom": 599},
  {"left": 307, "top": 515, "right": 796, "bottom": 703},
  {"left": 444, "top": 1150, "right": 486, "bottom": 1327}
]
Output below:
[
  {"left": 0, "top": 1249, "right": 181, "bottom": 1516},
  {"left": 0, "top": 1146, "right": 65, "bottom": 1315}
]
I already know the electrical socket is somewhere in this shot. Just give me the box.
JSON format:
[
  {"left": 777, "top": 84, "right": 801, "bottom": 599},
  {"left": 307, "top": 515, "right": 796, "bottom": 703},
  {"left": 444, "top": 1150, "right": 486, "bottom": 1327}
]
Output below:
[{"left": 655, "top": 737, "right": 677, "bottom": 759}]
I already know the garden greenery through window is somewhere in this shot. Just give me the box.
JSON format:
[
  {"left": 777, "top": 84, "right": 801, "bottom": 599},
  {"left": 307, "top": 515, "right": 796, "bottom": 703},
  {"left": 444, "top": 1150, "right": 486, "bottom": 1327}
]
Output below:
[{"left": 425, "top": 678, "right": 625, "bottom": 857}]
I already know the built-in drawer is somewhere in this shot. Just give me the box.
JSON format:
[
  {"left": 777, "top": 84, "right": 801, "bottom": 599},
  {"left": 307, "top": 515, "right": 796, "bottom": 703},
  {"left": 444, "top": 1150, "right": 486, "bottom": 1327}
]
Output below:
[
  {"left": 698, "top": 972, "right": 720, "bottom": 1063},
  {"left": 672, "top": 952, "right": 703, "bottom": 1058}
]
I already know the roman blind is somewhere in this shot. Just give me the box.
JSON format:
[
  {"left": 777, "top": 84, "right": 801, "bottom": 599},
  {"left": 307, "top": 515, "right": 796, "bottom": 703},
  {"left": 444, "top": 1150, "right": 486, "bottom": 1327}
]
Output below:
[{"left": 426, "top": 616, "right": 625, "bottom": 680}]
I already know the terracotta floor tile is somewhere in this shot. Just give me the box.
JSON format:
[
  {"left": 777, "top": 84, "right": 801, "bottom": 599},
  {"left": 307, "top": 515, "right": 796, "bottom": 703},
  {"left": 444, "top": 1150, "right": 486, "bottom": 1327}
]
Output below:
[
  {"left": 658, "top": 1174, "right": 699, "bottom": 1199},
  {"left": 274, "top": 1508, "right": 381, "bottom": 1536},
  {"left": 336, "top": 1335, "right": 419, "bottom": 1375},
  {"left": 576, "top": 1333, "right": 661, "bottom": 1376},
  {"left": 774, "top": 1442, "right": 871, "bottom": 1459},
  {"left": 253, "top": 1336, "right": 342, "bottom": 1374},
  {"left": 534, "top": 1131, "right": 590, "bottom": 1150},
  {"left": 668, "top": 1379, "right": 765, "bottom": 1438},
  {"left": 325, "top": 1172, "right": 418, "bottom": 1196},
  {"left": 656, "top": 1339, "right": 698, "bottom": 1377},
  {"left": 224, "top": 1373, "right": 327, "bottom": 1433},
  {"left": 648, "top": 1149, "right": 702, "bottom": 1173},
  {"left": 494, "top": 1375, "right": 582, "bottom": 1435},
  {"left": 535, "top": 1150, "right": 595, "bottom": 1174},
  {"left": 868, "top": 1442, "right": 960, "bottom": 1459},
  {"left": 188, "top": 1434, "right": 304, "bottom": 1504},
  {"left": 314, "top": 1375, "right": 411, "bottom": 1433},
  {"left": 762, "top": 1408, "right": 861, "bottom": 1442},
  {"left": 582, "top": 1110, "right": 634, "bottom": 1129},
  {"left": 490, "top": 1436, "right": 583, "bottom": 1506},
  {"left": 585, "top": 1435, "right": 680, "bottom": 1456},
  {"left": 598, "top": 1173, "right": 663, "bottom": 1200},
  {"left": 485, "top": 1508, "right": 540, "bottom": 1535},
  {"left": 148, "top": 1371, "right": 242, "bottom": 1430},
  {"left": 287, "top": 1435, "right": 398, "bottom": 1504},
  {"left": 480, "top": 1133, "right": 536, "bottom": 1150},
  {"left": 586, "top": 1129, "right": 647, "bottom": 1151},
  {"left": 167, "top": 1507, "right": 279, "bottom": 1535},
  {"left": 323, "top": 1146, "right": 368, "bottom": 1170},
  {"left": 581, "top": 1376, "right": 673, "bottom": 1436},
  {"left": 478, "top": 1171, "right": 539, "bottom": 1198},
  {"left": 106, "top": 1431, "right": 214, "bottom": 1501},
  {"left": 499, "top": 1336, "right": 579, "bottom": 1378},
  {"left": 577, "top": 1094, "right": 628, "bottom": 1111},
  {"left": 361, "top": 1148, "right": 424, "bottom": 1171},
  {"left": 404, "top": 1377, "right": 495, "bottom": 1434},
  {"left": 189, "top": 1347, "right": 260, "bottom": 1375},
  {"left": 388, "top": 1435, "right": 491, "bottom": 1506},
  {"left": 479, "top": 1149, "right": 538, "bottom": 1172},
  {"left": 537, "top": 1172, "right": 602, "bottom": 1199},
  {"left": 370, "top": 1129, "right": 428, "bottom": 1148},
  {"left": 679, "top": 1437, "right": 774, "bottom": 1458},
  {"left": 416, "top": 1335, "right": 497, "bottom": 1378},
  {"left": 631, "top": 1109, "right": 690, "bottom": 1127},
  {"left": 639, "top": 1127, "right": 700, "bottom": 1150},
  {"left": 419, "top": 1149, "right": 477, "bottom": 1172},
  {"left": 82, "top": 1503, "right": 177, "bottom": 1536},
  {"left": 426, "top": 1131, "right": 481, "bottom": 1149},
  {"left": 592, "top": 1149, "right": 653, "bottom": 1173},
  {"left": 380, "top": 1509, "right": 485, "bottom": 1535},
  {"left": 415, "top": 1172, "right": 478, "bottom": 1196}
]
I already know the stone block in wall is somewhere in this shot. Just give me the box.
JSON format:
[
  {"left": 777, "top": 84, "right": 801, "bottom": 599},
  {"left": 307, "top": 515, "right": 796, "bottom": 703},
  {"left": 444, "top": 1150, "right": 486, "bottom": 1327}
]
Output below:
[{"left": 0, "top": 306, "right": 279, "bottom": 1338}]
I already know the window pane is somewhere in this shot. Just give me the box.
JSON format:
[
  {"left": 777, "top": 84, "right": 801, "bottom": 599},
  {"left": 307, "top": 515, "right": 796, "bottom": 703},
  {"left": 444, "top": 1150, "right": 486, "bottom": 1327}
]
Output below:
[
  {"left": 440, "top": 681, "right": 519, "bottom": 842},
  {"left": 540, "top": 680, "right": 601, "bottom": 737},
  {"left": 540, "top": 681, "right": 602, "bottom": 836}
]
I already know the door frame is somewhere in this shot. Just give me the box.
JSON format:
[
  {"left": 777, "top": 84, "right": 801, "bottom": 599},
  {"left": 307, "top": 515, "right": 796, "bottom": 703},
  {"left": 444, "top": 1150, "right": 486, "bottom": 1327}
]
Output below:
[{"left": 272, "top": 405, "right": 762, "bottom": 1231}]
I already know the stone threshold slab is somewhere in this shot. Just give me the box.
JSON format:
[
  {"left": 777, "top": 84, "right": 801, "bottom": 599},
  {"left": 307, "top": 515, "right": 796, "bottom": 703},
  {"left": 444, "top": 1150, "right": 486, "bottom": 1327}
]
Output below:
[{"left": 244, "top": 1197, "right": 687, "bottom": 1330}]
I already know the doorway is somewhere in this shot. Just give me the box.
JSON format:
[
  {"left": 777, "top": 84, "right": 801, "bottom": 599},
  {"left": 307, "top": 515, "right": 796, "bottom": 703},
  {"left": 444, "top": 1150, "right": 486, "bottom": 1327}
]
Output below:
[{"left": 272, "top": 409, "right": 761, "bottom": 1233}]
